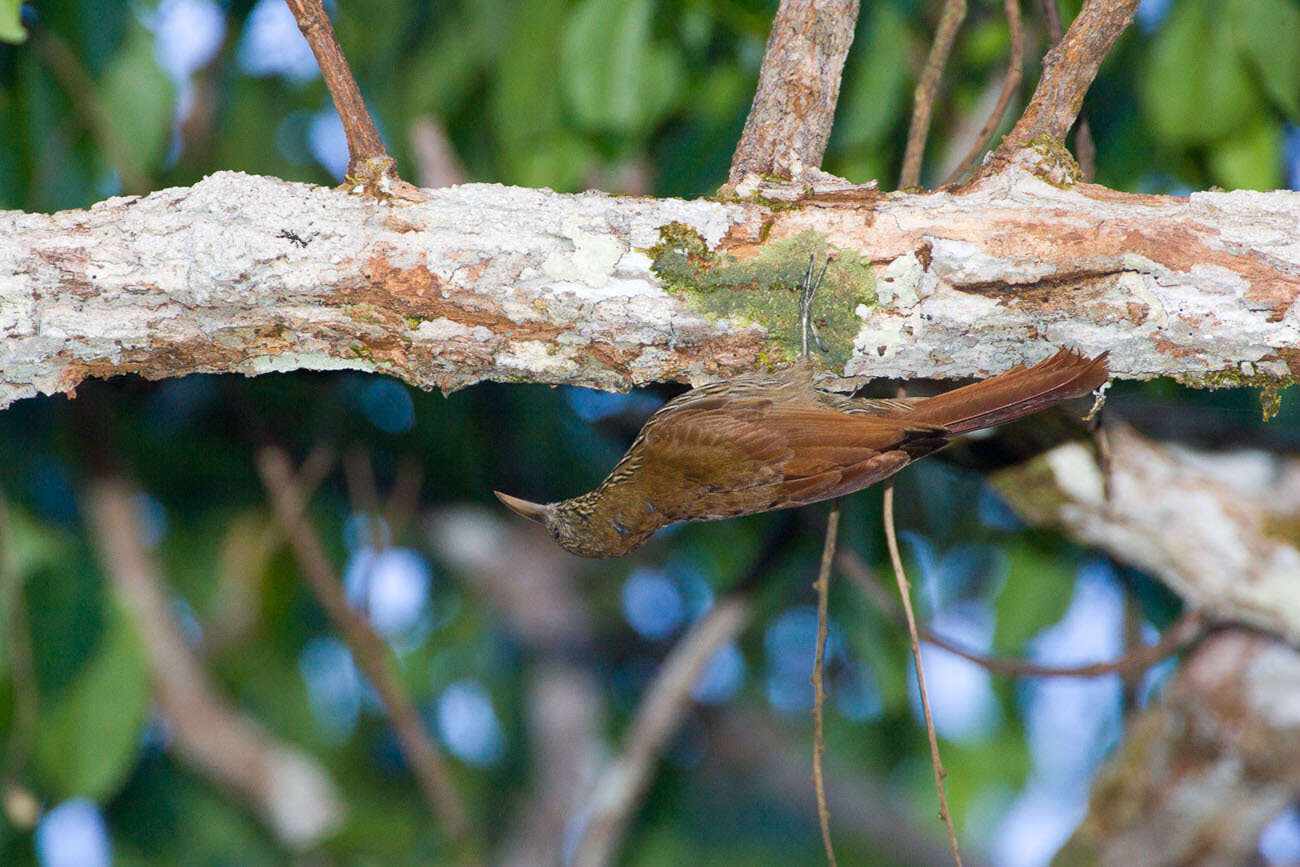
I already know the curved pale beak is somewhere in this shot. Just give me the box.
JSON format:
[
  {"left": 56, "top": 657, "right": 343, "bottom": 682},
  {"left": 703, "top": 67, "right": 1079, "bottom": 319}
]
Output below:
[{"left": 494, "top": 491, "right": 552, "bottom": 525}]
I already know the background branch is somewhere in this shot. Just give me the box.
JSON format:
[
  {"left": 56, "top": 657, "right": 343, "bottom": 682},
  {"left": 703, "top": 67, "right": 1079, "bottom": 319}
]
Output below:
[
  {"left": 993, "top": 424, "right": 1300, "bottom": 644},
  {"left": 942, "top": 0, "right": 1024, "bottom": 185},
  {"left": 84, "top": 475, "right": 345, "bottom": 847},
  {"left": 900, "top": 0, "right": 967, "bottom": 188},
  {"left": 572, "top": 594, "right": 752, "bottom": 867},
  {"left": 256, "top": 446, "right": 476, "bottom": 858},
  {"left": 1059, "top": 630, "right": 1300, "bottom": 864}
]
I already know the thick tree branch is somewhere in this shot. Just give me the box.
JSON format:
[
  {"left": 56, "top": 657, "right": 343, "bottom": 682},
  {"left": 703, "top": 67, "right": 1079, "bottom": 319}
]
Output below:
[{"left": 2, "top": 171, "right": 1298, "bottom": 411}]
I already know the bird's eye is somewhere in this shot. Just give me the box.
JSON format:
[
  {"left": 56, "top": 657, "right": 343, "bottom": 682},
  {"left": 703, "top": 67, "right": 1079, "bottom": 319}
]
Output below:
[
  {"left": 612, "top": 520, "right": 630, "bottom": 538},
  {"left": 551, "top": 527, "right": 560, "bottom": 541}
]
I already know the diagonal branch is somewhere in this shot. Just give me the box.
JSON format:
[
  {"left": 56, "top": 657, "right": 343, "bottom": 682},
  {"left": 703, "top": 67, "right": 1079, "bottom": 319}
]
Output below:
[
  {"left": 282, "top": 0, "right": 422, "bottom": 198},
  {"left": 571, "top": 595, "right": 752, "bottom": 866},
  {"left": 978, "top": 0, "right": 1139, "bottom": 178},
  {"left": 84, "top": 474, "right": 345, "bottom": 847},
  {"left": 899, "top": 0, "right": 968, "bottom": 188},
  {"left": 942, "top": 0, "right": 1024, "bottom": 186},
  {"left": 256, "top": 446, "right": 477, "bottom": 858}
]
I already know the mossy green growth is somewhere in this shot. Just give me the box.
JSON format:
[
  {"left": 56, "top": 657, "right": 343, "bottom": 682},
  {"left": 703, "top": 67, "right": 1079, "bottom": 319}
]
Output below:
[
  {"left": 649, "top": 226, "right": 876, "bottom": 367},
  {"left": 1195, "top": 367, "right": 1293, "bottom": 421},
  {"left": 1019, "top": 136, "right": 1084, "bottom": 186}
]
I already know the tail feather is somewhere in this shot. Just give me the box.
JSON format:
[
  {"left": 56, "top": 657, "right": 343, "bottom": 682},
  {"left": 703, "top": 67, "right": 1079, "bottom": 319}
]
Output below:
[{"left": 902, "top": 348, "right": 1109, "bottom": 435}]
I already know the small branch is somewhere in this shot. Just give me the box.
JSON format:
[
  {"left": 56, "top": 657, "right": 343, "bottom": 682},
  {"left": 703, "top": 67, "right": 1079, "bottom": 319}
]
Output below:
[
  {"left": 981, "top": 0, "right": 1139, "bottom": 176},
  {"left": 838, "top": 550, "right": 1205, "bottom": 678},
  {"left": 883, "top": 482, "right": 962, "bottom": 866},
  {"left": 84, "top": 475, "right": 345, "bottom": 847},
  {"left": 572, "top": 595, "right": 752, "bottom": 867},
  {"left": 811, "top": 501, "right": 841, "bottom": 867},
  {"left": 899, "top": 0, "right": 968, "bottom": 188},
  {"left": 943, "top": 0, "right": 1024, "bottom": 185},
  {"left": 728, "top": 0, "right": 862, "bottom": 184},
  {"left": 256, "top": 447, "right": 477, "bottom": 857},
  {"left": 282, "top": 0, "right": 422, "bottom": 197},
  {"left": 1040, "top": 0, "right": 1096, "bottom": 179}
]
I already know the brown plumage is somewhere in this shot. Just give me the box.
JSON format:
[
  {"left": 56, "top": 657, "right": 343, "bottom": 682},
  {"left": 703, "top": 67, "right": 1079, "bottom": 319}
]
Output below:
[{"left": 496, "top": 348, "right": 1109, "bottom": 558}]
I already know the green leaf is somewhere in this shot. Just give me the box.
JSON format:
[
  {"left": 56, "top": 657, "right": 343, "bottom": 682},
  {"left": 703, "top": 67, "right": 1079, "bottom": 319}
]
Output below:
[
  {"left": 1144, "top": 0, "right": 1262, "bottom": 144},
  {"left": 0, "top": 0, "right": 25, "bottom": 43},
  {"left": 833, "top": 2, "right": 911, "bottom": 150},
  {"left": 35, "top": 604, "right": 150, "bottom": 800},
  {"left": 98, "top": 21, "right": 175, "bottom": 172},
  {"left": 993, "top": 541, "right": 1074, "bottom": 652},
  {"left": 1233, "top": 0, "right": 1300, "bottom": 118},
  {"left": 561, "top": 0, "right": 684, "bottom": 134},
  {"left": 490, "top": 0, "right": 568, "bottom": 183},
  {"left": 1208, "top": 117, "right": 1283, "bottom": 189}
]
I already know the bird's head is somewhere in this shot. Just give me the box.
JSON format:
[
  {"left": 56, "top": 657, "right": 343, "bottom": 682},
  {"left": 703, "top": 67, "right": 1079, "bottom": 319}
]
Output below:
[{"left": 494, "top": 490, "right": 648, "bottom": 558}]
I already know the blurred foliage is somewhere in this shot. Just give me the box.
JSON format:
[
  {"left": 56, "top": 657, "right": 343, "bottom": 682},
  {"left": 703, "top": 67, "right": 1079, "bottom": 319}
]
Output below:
[{"left": 0, "top": 0, "right": 1298, "bottom": 864}]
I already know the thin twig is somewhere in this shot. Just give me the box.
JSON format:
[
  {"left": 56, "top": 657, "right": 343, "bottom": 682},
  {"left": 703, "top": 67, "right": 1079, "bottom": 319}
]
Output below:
[
  {"left": 900, "top": 0, "right": 968, "bottom": 188},
  {"left": 943, "top": 0, "right": 1024, "bottom": 185},
  {"left": 256, "top": 447, "right": 478, "bottom": 861},
  {"left": 837, "top": 549, "right": 1205, "bottom": 678},
  {"left": 282, "top": 0, "right": 421, "bottom": 196},
  {"left": 811, "top": 500, "right": 841, "bottom": 867},
  {"left": 573, "top": 595, "right": 752, "bottom": 867},
  {"left": 883, "top": 482, "right": 963, "bottom": 866}
]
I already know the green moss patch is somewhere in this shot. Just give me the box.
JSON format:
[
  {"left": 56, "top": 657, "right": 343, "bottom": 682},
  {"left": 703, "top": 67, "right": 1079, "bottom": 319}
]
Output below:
[{"left": 649, "top": 226, "right": 876, "bottom": 367}]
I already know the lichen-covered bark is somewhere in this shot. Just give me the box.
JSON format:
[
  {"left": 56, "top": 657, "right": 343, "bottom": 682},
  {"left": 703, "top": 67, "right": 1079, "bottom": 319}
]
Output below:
[{"left": 2, "top": 168, "right": 1299, "bottom": 410}]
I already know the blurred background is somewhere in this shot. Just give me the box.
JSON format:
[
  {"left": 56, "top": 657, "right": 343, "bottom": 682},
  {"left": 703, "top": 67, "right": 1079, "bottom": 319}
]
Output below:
[{"left": 2, "top": 0, "right": 1300, "bottom": 864}]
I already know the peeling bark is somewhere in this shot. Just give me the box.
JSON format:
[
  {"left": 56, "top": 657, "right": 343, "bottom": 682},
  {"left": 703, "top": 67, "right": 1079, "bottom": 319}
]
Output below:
[{"left": 2, "top": 169, "right": 1299, "bottom": 410}]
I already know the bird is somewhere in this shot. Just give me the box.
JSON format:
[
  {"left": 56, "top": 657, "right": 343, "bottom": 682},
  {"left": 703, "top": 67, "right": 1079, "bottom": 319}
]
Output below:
[{"left": 497, "top": 261, "right": 1109, "bottom": 558}]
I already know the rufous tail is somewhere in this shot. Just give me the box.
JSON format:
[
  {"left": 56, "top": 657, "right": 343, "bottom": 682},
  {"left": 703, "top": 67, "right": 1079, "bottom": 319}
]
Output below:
[{"left": 903, "top": 348, "right": 1109, "bottom": 435}]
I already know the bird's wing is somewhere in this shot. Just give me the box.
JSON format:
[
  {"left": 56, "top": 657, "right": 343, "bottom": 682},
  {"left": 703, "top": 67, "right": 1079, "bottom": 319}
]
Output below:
[{"left": 639, "top": 402, "right": 948, "bottom": 518}]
